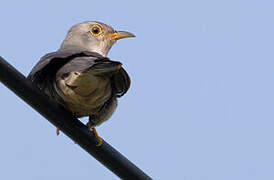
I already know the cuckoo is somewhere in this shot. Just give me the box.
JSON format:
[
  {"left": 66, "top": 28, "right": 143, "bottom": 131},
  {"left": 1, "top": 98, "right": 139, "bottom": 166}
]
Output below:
[{"left": 28, "top": 21, "right": 135, "bottom": 146}]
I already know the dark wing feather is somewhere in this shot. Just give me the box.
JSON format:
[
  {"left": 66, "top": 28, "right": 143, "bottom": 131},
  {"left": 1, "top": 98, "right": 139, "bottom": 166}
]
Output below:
[
  {"left": 111, "top": 67, "right": 131, "bottom": 98},
  {"left": 28, "top": 49, "right": 104, "bottom": 83},
  {"left": 27, "top": 49, "right": 105, "bottom": 104},
  {"left": 28, "top": 48, "right": 130, "bottom": 105}
]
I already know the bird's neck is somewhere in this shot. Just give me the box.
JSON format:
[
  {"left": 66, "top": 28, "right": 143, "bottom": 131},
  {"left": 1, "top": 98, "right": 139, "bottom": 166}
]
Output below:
[{"left": 59, "top": 44, "right": 109, "bottom": 57}]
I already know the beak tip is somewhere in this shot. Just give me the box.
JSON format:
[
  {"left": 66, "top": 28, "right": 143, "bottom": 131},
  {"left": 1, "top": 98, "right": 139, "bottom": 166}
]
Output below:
[{"left": 117, "top": 31, "right": 136, "bottom": 39}]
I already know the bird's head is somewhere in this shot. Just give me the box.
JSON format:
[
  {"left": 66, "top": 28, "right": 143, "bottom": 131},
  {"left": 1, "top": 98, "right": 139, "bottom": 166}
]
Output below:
[{"left": 60, "top": 21, "right": 135, "bottom": 57}]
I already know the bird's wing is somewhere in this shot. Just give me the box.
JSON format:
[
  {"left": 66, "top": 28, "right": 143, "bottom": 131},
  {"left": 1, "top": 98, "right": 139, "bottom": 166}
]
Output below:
[
  {"left": 27, "top": 49, "right": 106, "bottom": 102},
  {"left": 111, "top": 67, "right": 131, "bottom": 98},
  {"left": 28, "top": 49, "right": 104, "bottom": 84},
  {"left": 28, "top": 49, "right": 130, "bottom": 100}
]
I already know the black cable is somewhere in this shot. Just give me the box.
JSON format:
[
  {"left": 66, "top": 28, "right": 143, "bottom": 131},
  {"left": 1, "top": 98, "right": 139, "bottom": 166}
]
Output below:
[{"left": 0, "top": 56, "right": 152, "bottom": 180}]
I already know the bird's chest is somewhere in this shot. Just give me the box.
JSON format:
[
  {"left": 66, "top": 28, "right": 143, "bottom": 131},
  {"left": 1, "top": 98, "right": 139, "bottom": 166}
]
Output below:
[{"left": 54, "top": 71, "right": 112, "bottom": 117}]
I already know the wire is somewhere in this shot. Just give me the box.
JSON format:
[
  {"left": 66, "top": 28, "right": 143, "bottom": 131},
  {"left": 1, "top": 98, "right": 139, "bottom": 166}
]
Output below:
[{"left": 0, "top": 56, "right": 152, "bottom": 180}]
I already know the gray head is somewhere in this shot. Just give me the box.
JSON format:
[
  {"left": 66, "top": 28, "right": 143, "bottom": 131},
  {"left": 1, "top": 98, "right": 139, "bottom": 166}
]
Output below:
[{"left": 60, "top": 21, "right": 135, "bottom": 57}]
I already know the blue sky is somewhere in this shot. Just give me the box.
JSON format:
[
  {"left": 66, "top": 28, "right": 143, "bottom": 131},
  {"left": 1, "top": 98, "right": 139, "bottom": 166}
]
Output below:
[{"left": 0, "top": 0, "right": 274, "bottom": 179}]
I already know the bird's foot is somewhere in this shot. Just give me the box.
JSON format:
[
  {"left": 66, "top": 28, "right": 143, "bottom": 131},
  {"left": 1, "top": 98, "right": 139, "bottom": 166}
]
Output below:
[
  {"left": 56, "top": 128, "right": 60, "bottom": 136},
  {"left": 86, "top": 122, "right": 102, "bottom": 146},
  {"left": 92, "top": 127, "right": 102, "bottom": 146},
  {"left": 87, "top": 121, "right": 92, "bottom": 129}
]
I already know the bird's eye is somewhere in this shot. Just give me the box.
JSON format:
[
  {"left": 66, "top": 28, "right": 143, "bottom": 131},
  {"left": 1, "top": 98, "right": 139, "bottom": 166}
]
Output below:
[{"left": 89, "top": 24, "right": 103, "bottom": 36}]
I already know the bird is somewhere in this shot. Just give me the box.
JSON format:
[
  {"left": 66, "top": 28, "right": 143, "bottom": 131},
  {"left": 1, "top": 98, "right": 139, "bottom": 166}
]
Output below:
[{"left": 27, "top": 21, "right": 135, "bottom": 146}]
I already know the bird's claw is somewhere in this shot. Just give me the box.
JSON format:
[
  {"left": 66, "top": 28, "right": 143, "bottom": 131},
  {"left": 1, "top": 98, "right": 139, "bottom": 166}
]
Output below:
[
  {"left": 92, "top": 127, "right": 102, "bottom": 146},
  {"left": 56, "top": 128, "right": 60, "bottom": 136},
  {"left": 86, "top": 121, "right": 102, "bottom": 146}
]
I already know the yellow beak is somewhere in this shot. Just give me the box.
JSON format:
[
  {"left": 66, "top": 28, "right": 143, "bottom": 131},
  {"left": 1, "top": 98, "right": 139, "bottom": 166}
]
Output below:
[{"left": 104, "top": 31, "right": 135, "bottom": 40}]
